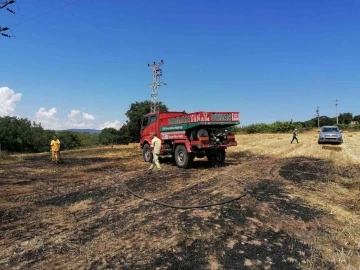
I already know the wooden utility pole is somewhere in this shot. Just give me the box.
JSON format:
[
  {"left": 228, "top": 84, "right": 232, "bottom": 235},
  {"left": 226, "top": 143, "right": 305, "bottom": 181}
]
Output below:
[
  {"left": 316, "top": 107, "right": 319, "bottom": 128},
  {"left": 335, "top": 99, "right": 339, "bottom": 124}
]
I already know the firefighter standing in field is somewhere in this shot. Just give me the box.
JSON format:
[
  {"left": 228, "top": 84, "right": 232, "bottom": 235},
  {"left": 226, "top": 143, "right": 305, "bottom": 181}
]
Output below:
[
  {"left": 149, "top": 132, "right": 162, "bottom": 173},
  {"left": 291, "top": 129, "right": 298, "bottom": 144},
  {"left": 50, "top": 136, "right": 61, "bottom": 163}
]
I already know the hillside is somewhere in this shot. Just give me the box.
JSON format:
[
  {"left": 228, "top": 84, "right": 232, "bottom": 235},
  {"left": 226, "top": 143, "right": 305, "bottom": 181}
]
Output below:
[{"left": 1, "top": 131, "right": 359, "bottom": 269}]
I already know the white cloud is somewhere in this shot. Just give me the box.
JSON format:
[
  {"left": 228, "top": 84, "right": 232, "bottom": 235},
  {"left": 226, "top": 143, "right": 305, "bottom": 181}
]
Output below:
[
  {"left": 82, "top": 112, "right": 95, "bottom": 120},
  {"left": 0, "top": 86, "right": 22, "bottom": 116},
  {"left": 66, "top": 109, "right": 95, "bottom": 128},
  {"left": 35, "top": 107, "right": 62, "bottom": 130},
  {"left": 28, "top": 106, "right": 122, "bottom": 131},
  {"left": 36, "top": 107, "right": 57, "bottom": 119},
  {"left": 68, "top": 110, "right": 81, "bottom": 119},
  {"left": 99, "top": 120, "right": 123, "bottom": 130}
]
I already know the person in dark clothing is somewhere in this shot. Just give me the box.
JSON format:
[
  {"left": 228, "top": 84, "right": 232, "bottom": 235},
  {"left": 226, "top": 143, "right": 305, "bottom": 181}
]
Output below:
[{"left": 291, "top": 129, "right": 298, "bottom": 144}]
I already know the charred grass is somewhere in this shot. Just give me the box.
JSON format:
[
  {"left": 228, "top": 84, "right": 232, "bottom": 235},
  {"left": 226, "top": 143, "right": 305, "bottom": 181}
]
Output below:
[{"left": 0, "top": 139, "right": 359, "bottom": 269}]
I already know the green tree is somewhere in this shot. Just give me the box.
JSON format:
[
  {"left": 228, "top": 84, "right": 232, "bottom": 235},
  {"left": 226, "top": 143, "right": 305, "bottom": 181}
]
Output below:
[
  {"left": 0, "top": 116, "right": 34, "bottom": 152},
  {"left": 90, "top": 134, "right": 100, "bottom": 146},
  {"left": 0, "top": 116, "right": 108, "bottom": 153},
  {"left": 57, "top": 131, "right": 81, "bottom": 150},
  {"left": 118, "top": 124, "right": 131, "bottom": 144},
  {"left": 338, "top": 112, "right": 353, "bottom": 125},
  {"left": 125, "top": 100, "right": 168, "bottom": 142},
  {"left": 99, "top": 128, "right": 119, "bottom": 145},
  {"left": 30, "top": 124, "right": 56, "bottom": 152},
  {"left": 352, "top": 115, "right": 360, "bottom": 123},
  {"left": 318, "top": 116, "right": 336, "bottom": 126},
  {"left": 228, "top": 125, "right": 241, "bottom": 133},
  {"left": 302, "top": 118, "right": 317, "bottom": 128},
  {"left": 76, "top": 132, "right": 99, "bottom": 148}
]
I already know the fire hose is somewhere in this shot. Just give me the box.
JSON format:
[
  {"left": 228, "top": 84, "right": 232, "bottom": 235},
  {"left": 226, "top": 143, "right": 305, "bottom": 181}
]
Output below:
[{"left": 120, "top": 171, "right": 248, "bottom": 209}]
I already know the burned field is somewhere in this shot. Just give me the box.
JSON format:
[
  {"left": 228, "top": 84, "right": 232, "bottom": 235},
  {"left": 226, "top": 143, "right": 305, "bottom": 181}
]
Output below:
[{"left": 1, "top": 141, "right": 360, "bottom": 269}]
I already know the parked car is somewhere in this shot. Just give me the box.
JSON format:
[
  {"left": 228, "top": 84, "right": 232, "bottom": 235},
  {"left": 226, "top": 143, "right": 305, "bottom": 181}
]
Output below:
[{"left": 318, "top": 126, "right": 343, "bottom": 144}]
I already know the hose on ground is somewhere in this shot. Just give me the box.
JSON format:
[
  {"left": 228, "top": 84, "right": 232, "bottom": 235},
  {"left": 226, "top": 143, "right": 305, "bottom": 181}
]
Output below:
[{"left": 120, "top": 171, "right": 248, "bottom": 209}]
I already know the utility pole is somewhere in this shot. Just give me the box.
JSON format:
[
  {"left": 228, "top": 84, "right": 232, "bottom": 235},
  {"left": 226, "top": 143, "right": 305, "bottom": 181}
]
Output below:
[
  {"left": 0, "top": 0, "right": 15, "bottom": 12},
  {"left": 148, "top": 60, "right": 166, "bottom": 113},
  {"left": 316, "top": 106, "right": 319, "bottom": 128},
  {"left": 335, "top": 99, "right": 339, "bottom": 124},
  {"left": 1, "top": 0, "right": 16, "bottom": 38}
]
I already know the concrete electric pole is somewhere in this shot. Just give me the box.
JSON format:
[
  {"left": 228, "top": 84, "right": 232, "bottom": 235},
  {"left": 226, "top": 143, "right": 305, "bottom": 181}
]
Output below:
[
  {"left": 335, "top": 99, "right": 339, "bottom": 124},
  {"left": 316, "top": 106, "right": 319, "bottom": 128},
  {"left": 148, "top": 60, "right": 166, "bottom": 113}
]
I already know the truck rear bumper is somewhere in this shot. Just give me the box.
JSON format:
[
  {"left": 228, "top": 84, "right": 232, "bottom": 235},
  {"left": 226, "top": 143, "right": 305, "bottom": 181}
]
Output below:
[{"left": 191, "top": 141, "right": 237, "bottom": 149}]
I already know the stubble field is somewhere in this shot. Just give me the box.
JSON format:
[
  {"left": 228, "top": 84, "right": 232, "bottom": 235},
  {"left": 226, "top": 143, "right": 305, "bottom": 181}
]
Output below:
[{"left": 0, "top": 131, "right": 359, "bottom": 269}]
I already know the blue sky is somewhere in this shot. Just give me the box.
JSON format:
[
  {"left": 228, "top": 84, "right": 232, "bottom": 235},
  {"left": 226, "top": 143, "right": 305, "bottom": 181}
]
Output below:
[{"left": 1, "top": 0, "right": 359, "bottom": 129}]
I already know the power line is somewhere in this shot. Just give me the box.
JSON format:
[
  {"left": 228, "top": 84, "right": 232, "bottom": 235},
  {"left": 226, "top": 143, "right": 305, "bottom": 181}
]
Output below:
[
  {"left": 5, "top": 1, "right": 142, "bottom": 60},
  {"left": 13, "top": 11, "right": 105, "bottom": 50},
  {"left": 46, "top": 0, "right": 146, "bottom": 55},
  {"left": 9, "top": 15, "right": 138, "bottom": 61},
  {"left": 10, "top": 0, "right": 80, "bottom": 28},
  {"left": 2, "top": 0, "right": 79, "bottom": 38},
  {"left": 49, "top": 0, "right": 105, "bottom": 33},
  {"left": 148, "top": 60, "right": 166, "bottom": 113},
  {"left": 3, "top": 0, "right": 165, "bottom": 80},
  {"left": 4, "top": 2, "right": 126, "bottom": 58},
  {"left": 11, "top": 35, "right": 136, "bottom": 64}
]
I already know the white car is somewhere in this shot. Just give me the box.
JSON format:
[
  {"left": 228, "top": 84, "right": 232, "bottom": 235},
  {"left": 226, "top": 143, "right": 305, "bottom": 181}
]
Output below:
[{"left": 318, "top": 126, "right": 343, "bottom": 145}]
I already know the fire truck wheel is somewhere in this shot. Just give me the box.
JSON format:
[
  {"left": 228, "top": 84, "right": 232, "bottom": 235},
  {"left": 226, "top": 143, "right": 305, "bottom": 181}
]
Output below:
[
  {"left": 142, "top": 144, "right": 152, "bottom": 162},
  {"left": 175, "top": 145, "right": 191, "bottom": 168}
]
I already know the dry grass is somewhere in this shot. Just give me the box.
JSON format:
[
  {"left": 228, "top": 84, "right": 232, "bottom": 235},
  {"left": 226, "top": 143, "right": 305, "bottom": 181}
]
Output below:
[
  {"left": 68, "top": 199, "right": 93, "bottom": 213},
  {"left": 231, "top": 131, "right": 360, "bottom": 165},
  {"left": 0, "top": 151, "right": 24, "bottom": 164},
  {"left": 1, "top": 131, "right": 359, "bottom": 269}
]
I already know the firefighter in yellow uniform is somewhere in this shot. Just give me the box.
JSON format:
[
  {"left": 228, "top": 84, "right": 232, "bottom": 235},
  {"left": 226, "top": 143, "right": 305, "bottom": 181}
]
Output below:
[
  {"left": 50, "top": 136, "right": 61, "bottom": 164},
  {"left": 149, "top": 132, "right": 162, "bottom": 172}
]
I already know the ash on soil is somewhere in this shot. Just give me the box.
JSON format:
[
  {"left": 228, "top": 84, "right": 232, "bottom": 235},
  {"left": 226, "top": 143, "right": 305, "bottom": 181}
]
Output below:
[
  {"left": 250, "top": 179, "right": 324, "bottom": 221},
  {"left": 36, "top": 187, "right": 110, "bottom": 206},
  {"left": 279, "top": 157, "right": 330, "bottom": 183}
]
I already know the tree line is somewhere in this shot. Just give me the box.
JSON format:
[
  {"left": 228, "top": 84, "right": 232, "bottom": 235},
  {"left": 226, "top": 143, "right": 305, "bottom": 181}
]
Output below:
[
  {"left": 237, "top": 113, "right": 360, "bottom": 134},
  {"left": 0, "top": 100, "right": 168, "bottom": 153},
  {"left": 0, "top": 117, "right": 100, "bottom": 153},
  {"left": 1, "top": 100, "right": 359, "bottom": 153}
]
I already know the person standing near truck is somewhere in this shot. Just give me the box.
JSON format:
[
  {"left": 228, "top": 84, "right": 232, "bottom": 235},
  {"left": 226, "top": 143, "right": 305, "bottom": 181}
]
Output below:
[
  {"left": 291, "top": 129, "right": 298, "bottom": 144},
  {"left": 149, "top": 132, "right": 162, "bottom": 172},
  {"left": 50, "top": 135, "right": 61, "bottom": 163}
]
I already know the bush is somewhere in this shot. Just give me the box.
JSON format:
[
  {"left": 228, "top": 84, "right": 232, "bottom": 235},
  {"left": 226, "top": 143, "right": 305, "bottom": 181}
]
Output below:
[
  {"left": 238, "top": 122, "right": 302, "bottom": 134},
  {"left": 337, "top": 124, "right": 360, "bottom": 131}
]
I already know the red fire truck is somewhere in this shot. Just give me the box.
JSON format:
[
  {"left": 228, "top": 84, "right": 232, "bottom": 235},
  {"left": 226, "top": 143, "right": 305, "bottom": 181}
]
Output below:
[{"left": 140, "top": 111, "right": 240, "bottom": 168}]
